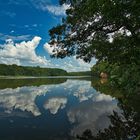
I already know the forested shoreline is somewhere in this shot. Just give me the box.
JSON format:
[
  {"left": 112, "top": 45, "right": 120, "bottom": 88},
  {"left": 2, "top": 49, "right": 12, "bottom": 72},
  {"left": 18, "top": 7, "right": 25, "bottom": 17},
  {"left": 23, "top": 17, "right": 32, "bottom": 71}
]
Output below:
[
  {"left": 0, "top": 64, "right": 68, "bottom": 76},
  {"left": 0, "top": 64, "right": 91, "bottom": 77}
]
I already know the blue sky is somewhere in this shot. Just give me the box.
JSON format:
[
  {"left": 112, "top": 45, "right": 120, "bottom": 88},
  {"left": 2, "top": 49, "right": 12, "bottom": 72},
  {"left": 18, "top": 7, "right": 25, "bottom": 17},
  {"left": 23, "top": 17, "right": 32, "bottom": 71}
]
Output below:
[{"left": 0, "top": 0, "right": 96, "bottom": 72}]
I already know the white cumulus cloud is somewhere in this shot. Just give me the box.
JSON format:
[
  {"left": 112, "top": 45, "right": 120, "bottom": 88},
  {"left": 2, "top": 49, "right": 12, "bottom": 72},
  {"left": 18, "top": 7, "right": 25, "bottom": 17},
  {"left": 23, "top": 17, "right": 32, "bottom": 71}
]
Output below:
[
  {"left": 0, "top": 36, "right": 51, "bottom": 67},
  {"left": 44, "top": 43, "right": 96, "bottom": 72}
]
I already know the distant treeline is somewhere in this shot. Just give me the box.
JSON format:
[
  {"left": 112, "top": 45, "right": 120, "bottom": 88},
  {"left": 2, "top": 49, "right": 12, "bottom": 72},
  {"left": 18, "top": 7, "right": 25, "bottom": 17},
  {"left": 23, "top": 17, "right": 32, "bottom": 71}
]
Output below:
[
  {"left": 0, "top": 64, "right": 92, "bottom": 76},
  {"left": 0, "top": 64, "right": 67, "bottom": 76}
]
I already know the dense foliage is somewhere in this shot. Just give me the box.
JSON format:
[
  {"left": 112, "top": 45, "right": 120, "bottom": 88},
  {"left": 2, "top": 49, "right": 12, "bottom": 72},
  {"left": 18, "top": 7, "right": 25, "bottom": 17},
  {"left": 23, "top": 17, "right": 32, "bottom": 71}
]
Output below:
[
  {"left": 50, "top": 0, "right": 139, "bottom": 63},
  {"left": 0, "top": 64, "right": 68, "bottom": 76},
  {"left": 91, "top": 62, "right": 140, "bottom": 94},
  {"left": 49, "top": 0, "right": 140, "bottom": 94}
]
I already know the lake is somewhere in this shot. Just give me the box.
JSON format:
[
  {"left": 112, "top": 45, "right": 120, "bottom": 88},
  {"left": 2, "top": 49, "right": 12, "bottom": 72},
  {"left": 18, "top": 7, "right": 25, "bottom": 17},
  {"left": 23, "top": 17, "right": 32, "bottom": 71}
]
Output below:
[{"left": 0, "top": 77, "right": 139, "bottom": 140}]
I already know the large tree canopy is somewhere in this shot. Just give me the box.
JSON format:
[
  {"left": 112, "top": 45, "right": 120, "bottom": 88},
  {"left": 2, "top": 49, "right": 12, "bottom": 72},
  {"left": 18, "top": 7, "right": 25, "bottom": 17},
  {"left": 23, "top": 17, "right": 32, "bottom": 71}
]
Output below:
[{"left": 49, "top": 0, "right": 140, "bottom": 64}]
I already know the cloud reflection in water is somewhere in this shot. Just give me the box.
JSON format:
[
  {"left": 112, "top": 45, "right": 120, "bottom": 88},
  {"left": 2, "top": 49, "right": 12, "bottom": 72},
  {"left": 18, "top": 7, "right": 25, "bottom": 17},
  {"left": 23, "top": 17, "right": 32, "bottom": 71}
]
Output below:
[
  {"left": 67, "top": 93, "right": 120, "bottom": 137},
  {"left": 0, "top": 79, "right": 120, "bottom": 137},
  {"left": 43, "top": 97, "right": 67, "bottom": 114},
  {"left": 0, "top": 85, "right": 48, "bottom": 116}
]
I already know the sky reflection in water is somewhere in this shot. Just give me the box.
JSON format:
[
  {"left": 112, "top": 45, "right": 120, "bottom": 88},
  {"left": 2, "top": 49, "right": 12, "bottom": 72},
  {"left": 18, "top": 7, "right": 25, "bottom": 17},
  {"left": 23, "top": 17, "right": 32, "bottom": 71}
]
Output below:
[{"left": 0, "top": 78, "right": 121, "bottom": 139}]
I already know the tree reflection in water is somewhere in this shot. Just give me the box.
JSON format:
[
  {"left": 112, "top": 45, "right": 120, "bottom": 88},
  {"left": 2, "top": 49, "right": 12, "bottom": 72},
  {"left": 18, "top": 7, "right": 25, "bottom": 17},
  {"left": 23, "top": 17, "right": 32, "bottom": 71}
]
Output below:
[
  {"left": 77, "top": 106, "right": 139, "bottom": 140},
  {"left": 77, "top": 81, "right": 140, "bottom": 140}
]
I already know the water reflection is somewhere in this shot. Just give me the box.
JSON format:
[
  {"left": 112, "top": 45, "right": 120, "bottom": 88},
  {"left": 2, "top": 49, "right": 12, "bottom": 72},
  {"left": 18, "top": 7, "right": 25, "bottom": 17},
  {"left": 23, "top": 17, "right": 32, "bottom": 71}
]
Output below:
[
  {"left": 77, "top": 105, "right": 140, "bottom": 140},
  {"left": 78, "top": 79, "right": 140, "bottom": 140},
  {"left": 0, "top": 85, "right": 48, "bottom": 116},
  {"left": 0, "top": 78, "right": 67, "bottom": 89},
  {"left": 0, "top": 78, "right": 133, "bottom": 140},
  {"left": 63, "top": 80, "right": 96, "bottom": 102},
  {"left": 67, "top": 93, "right": 120, "bottom": 137},
  {"left": 44, "top": 97, "right": 67, "bottom": 114}
]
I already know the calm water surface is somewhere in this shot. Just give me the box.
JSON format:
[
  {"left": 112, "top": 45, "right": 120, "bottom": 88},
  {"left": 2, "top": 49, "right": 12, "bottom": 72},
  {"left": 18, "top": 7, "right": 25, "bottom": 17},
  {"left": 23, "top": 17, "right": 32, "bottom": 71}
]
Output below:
[{"left": 0, "top": 78, "right": 139, "bottom": 140}]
